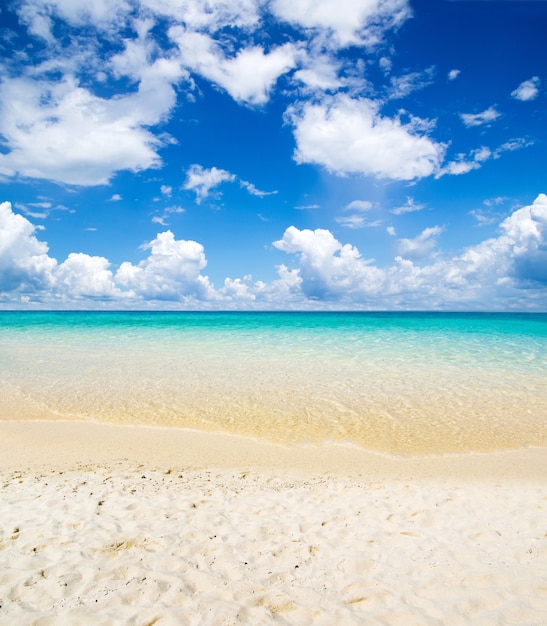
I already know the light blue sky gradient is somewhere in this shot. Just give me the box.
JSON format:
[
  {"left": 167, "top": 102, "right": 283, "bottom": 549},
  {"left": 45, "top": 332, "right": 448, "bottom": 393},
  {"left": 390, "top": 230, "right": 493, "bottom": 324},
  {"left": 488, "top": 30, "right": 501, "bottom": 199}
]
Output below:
[{"left": 0, "top": 0, "right": 546, "bottom": 310}]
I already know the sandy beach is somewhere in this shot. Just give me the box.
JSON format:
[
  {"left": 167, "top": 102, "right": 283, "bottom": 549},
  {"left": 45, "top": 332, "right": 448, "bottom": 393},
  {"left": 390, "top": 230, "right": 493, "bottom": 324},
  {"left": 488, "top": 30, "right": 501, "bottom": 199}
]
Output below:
[{"left": 1, "top": 421, "right": 546, "bottom": 625}]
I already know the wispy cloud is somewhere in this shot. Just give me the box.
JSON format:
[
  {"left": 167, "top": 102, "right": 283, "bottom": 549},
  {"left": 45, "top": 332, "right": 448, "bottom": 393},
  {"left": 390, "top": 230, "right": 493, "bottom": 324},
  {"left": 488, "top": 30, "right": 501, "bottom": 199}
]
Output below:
[
  {"left": 14, "top": 201, "right": 71, "bottom": 219},
  {"left": 240, "top": 180, "right": 278, "bottom": 197},
  {"left": 152, "top": 205, "right": 185, "bottom": 226},
  {"left": 460, "top": 106, "right": 501, "bottom": 128},
  {"left": 391, "top": 198, "right": 426, "bottom": 215},
  {"left": 511, "top": 77, "right": 541, "bottom": 101},
  {"left": 183, "top": 165, "right": 236, "bottom": 204},
  {"left": 183, "top": 164, "right": 277, "bottom": 203}
]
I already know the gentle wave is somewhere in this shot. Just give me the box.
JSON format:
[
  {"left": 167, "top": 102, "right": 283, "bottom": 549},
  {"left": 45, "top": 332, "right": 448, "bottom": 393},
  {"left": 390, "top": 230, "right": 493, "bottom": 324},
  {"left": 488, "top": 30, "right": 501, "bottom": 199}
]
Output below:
[{"left": 1, "top": 311, "right": 546, "bottom": 454}]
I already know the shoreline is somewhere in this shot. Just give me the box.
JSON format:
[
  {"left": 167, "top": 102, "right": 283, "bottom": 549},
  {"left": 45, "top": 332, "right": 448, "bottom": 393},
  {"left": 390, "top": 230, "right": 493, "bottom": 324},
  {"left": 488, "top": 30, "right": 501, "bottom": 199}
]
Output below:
[{"left": 1, "top": 419, "right": 546, "bottom": 481}]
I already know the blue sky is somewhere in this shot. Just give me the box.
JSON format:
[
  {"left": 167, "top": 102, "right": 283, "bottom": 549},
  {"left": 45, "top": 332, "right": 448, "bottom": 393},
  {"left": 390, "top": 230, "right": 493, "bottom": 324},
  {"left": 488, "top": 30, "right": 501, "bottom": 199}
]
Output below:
[{"left": 0, "top": 0, "right": 546, "bottom": 310}]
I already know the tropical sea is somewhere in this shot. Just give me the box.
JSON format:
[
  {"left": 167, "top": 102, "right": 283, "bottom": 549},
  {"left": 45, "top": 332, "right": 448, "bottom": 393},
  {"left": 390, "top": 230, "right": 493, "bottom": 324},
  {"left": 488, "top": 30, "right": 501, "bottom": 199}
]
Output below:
[{"left": 0, "top": 311, "right": 546, "bottom": 454}]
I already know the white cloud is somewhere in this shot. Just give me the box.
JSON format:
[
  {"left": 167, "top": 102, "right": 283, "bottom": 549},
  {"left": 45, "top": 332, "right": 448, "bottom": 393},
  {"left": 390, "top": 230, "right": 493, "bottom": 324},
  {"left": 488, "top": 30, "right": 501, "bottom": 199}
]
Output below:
[
  {"left": 160, "top": 185, "right": 172, "bottom": 197},
  {"left": 222, "top": 277, "right": 257, "bottom": 301},
  {"left": 440, "top": 146, "right": 492, "bottom": 177},
  {"left": 152, "top": 205, "right": 185, "bottom": 226},
  {"left": 273, "top": 225, "right": 383, "bottom": 300},
  {"left": 494, "top": 138, "right": 533, "bottom": 156},
  {"left": 395, "top": 225, "right": 443, "bottom": 261},
  {"left": 183, "top": 164, "right": 236, "bottom": 203},
  {"left": 499, "top": 193, "right": 547, "bottom": 285},
  {"left": 448, "top": 69, "right": 460, "bottom": 81},
  {"left": 17, "top": 0, "right": 131, "bottom": 40},
  {"left": 337, "top": 200, "right": 376, "bottom": 228},
  {"left": 141, "top": 0, "right": 261, "bottom": 31},
  {"left": 391, "top": 197, "right": 426, "bottom": 215},
  {"left": 511, "top": 77, "right": 540, "bottom": 102},
  {"left": 273, "top": 195, "right": 547, "bottom": 308},
  {"left": 56, "top": 253, "right": 119, "bottom": 299},
  {"left": 271, "top": 0, "right": 411, "bottom": 48},
  {"left": 1, "top": 6, "right": 188, "bottom": 186},
  {"left": 14, "top": 201, "right": 71, "bottom": 219},
  {"left": 439, "top": 138, "right": 531, "bottom": 179},
  {"left": 287, "top": 95, "right": 445, "bottom": 181},
  {"left": 0, "top": 201, "right": 56, "bottom": 294},
  {"left": 3, "top": 0, "right": 434, "bottom": 190},
  {"left": 183, "top": 164, "right": 277, "bottom": 202},
  {"left": 344, "top": 200, "right": 373, "bottom": 212},
  {"left": 379, "top": 57, "right": 392, "bottom": 74},
  {"left": 240, "top": 180, "right": 278, "bottom": 197},
  {"left": 0, "top": 74, "right": 173, "bottom": 185},
  {"left": 469, "top": 209, "right": 498, "bottom": 228},
  {"left": 293, "top": 55, "right": 343, "bottom": 92},
  {"left": 460, "top": 106, "right": 500, "bottom": 128},
  {"left": 2, "top": 195, "right": 547, "bottom": 309},
  {"left": 336, "top": 215, "right": 367, "bottom": 229},
  {"left": 388, "top": 68, "right": 434, "bottom": 99},
  {"left": 115, "top": 230, "right": 215, "bottom": 301},
  {"left": 169, "top": 28, "right": 298, "bottom": 105}
]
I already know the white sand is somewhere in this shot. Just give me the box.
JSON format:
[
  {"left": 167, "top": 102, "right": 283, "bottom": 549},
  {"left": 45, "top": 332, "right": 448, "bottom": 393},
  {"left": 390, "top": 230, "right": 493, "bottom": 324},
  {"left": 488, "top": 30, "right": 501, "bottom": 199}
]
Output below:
[{"left": 1, "top": 421, "right": 546, "bottom": 625}]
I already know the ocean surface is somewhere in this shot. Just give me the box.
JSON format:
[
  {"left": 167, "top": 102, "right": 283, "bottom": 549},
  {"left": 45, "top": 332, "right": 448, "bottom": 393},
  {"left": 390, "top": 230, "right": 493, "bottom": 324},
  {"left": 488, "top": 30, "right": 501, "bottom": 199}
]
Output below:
[{"left": 1, "top": 311, "right": 546, "bottom": 454}]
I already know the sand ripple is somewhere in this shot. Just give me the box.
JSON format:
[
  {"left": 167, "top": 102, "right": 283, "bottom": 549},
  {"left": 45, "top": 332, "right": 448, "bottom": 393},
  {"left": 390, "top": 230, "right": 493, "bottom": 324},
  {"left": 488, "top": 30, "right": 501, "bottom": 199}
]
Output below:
[{"left": 2, "top": 465, "right": 546, "bottom": 625}]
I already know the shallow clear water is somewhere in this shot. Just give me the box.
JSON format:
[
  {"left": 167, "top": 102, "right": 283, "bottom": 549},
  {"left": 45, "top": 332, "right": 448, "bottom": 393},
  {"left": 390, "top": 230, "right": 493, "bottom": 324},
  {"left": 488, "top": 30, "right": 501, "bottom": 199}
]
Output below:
[{"left": 1, "top": 311, "right": 546, "bottom": 454}]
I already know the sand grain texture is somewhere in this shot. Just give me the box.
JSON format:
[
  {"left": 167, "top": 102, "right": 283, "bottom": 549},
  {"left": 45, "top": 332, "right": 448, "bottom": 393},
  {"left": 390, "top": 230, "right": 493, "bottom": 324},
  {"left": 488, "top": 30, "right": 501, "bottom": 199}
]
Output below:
[{"left": 1, "top": 422, "right": 546, "bottom": 625}]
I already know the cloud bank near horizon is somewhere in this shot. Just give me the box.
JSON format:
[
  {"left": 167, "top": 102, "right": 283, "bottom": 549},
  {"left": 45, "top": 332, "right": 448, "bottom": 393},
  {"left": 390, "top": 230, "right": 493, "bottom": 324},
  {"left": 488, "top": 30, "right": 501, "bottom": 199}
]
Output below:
[{"left": 2, "top": 194, "right": 546, "bottom": 310}]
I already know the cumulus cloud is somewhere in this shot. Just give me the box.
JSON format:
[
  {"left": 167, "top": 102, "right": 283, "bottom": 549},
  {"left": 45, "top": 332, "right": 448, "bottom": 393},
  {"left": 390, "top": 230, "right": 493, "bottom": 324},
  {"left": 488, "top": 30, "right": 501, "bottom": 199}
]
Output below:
[
  {"left": 17, "top": 0, "right": 131, "bottom": 40},
  {"left": 141, "top": 0, "right": 261, "bottom": 31},
  {"left": 3, "top": 0, "right": 488, "bottom": 191},
  {"left": 0, "top": 74, "right": 172, "bottom": 186},
  {"left": 499, "top": 193, "right": 547, "bottom": 284},
  {"left": 293, "top": 54, "right": 343, "bottom": 92},
  {"left": 169, "top": 27, "right": 298, "bottom": 105},
  {"left": 511, "top": 77, "right": 540, "bottom": 102},
  {"left": 287, "top": 95, "right": 445, "bottom": 180},
  {"left": 273, "top": 225, "right": 383, "bottom": 300},
  {"left": 460, "top": 106, "right": 501, "bottom": 128},
  {"left": 271, "top": 195, "right": 547, "bottom": 308},
  {"left": 271, "top": 0, "right": 411, "bottom": 48},
  {"left": 56, "top": 253, "right": 120, "bottom": 299},
  {"left": 0, "top": 202, "right": 215, "bottom": 306},
  {"left": 115, "top": 231, "right": 215, "bottom": 301},
  {"left": 0, "top": 201, "right": 56, "bottom": 294},
  {"left": 2, "top": 196, "right": 547, "bottom": 309},
  {"left": 448, "top": 69, "right": 460, "bottom": 81},
  {"left": 0, "top": 5, "right": 192, "bottom": 186}
]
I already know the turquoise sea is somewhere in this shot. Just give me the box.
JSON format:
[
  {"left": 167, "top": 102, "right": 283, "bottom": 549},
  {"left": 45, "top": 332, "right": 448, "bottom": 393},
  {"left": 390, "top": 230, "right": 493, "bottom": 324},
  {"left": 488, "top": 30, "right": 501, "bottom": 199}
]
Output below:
[{"left": 1, "top": 311, "right": 546, "bottom": 454}]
